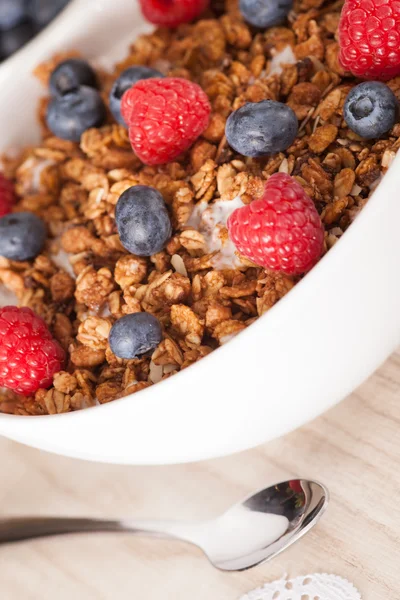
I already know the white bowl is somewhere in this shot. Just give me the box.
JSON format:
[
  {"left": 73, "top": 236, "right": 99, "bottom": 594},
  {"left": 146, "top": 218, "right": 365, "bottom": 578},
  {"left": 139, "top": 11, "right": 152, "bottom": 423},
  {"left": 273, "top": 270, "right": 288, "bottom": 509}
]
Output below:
[{"left": 0, "top": 0, "right": 398, "bottom": 465}]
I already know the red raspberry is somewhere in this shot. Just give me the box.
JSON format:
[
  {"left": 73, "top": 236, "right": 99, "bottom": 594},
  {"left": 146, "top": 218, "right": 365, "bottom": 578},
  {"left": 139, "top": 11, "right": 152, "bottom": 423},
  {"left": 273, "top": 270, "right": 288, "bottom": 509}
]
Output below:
[
  {"left": 139, "top": 0, "right": 210, "bottom": 27},
  {"left": 0, "top": 173, "right": 15, "bottom": 217},
  {"left": 227, "top": 173, "right": 324, "bottom": 276},
  {"left": 0, "top": 306, "right": 65, "bottom": 396},
  {"left": 339, "top": 0, "right": 400, "bottom": 81},
  {"left": 121, "top": 78, "right": 211, "bottom": 165},
  {"left": 289, "top": 480, "right": 303, "bottom": 494}
]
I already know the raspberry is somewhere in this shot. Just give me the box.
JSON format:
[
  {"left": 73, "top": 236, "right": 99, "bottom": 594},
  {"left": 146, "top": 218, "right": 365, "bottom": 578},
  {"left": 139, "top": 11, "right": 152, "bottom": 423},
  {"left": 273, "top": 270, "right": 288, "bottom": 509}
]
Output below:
[
  {"left": 0, "top": 306, "right": 65, "bottom": 396},
  {"left": 139, "top": 0, "right": 210, "bottom": 27},
  {"left": 121, "top": 78, "right": 211, "bottom": 165},
  {"left": 338, "top": 0, "right": 400, "bottom": 81},
  {"left": 289, "top": 480, "right": 303, "bottom": 494},
  {"left": 109, "top": 66, "right": 164, "bottom": 125},
  {"left": 0, "top": 173, "right": 15, "bottom": 217},
  {"left": 227, "top": 173, "right": 324, "bottom": 276}
]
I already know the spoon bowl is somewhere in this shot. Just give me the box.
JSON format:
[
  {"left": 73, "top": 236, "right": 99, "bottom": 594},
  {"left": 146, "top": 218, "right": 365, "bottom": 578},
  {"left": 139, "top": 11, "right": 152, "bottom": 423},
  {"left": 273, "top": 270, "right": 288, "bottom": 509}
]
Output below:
[
  {"left": 0, "top": 479, "right": 328, "bottom": 571},
  {"left": 185, "top": 479, "right": 328, "bottom": 571}
]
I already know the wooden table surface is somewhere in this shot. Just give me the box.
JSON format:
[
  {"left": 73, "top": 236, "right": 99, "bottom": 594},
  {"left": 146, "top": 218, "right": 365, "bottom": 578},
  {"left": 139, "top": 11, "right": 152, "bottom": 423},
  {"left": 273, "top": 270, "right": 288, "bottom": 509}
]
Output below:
[{"left": 0, "top": 350, "right": 399, "bottom": 600}]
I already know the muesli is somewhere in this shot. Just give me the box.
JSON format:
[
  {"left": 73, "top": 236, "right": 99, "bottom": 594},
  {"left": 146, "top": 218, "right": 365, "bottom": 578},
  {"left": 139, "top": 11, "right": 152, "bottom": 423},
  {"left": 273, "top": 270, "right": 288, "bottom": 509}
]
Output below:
[{"left": 0, "top": 0, "right": 398, "bottom": 415}]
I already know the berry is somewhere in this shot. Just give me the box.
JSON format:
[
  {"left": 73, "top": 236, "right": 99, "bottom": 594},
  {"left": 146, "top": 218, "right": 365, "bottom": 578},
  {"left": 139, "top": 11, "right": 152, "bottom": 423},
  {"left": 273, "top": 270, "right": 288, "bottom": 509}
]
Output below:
[
  {"left": 239, "top": 0, "right": 293, "bottom": 28},
  {"left": 0, "top": 212, "right": 46, "bottom": 261},
  {"left": 121, "top": 77, "right": 211, "bottom": 165},
  {"left": 227, "top": 173, "right": 324, "bottom": 275},
  {"left": 49, "top": 58, "right": 97, "bottom": 96},
  {"left": 0, "top": 0, "right": 27, "bottom": 31},
  {"left": 339, "top": 0, "right": 400, "bottom": 81},
  {"left": 46, "top": 86, "right": 106, "bottom": 142},
  {"left": 109, "top": 312, "right": 162, "bottom": 360},
  {"left": 116, "top": 185, "right": 172, "bottom": 256},
  {"left": 289, "top": 480, "right": 303, "bottom": 494},
  {"left": 344, "top": 81, "right": 399, "bottom": 139},
  {"left": 0, "top": 306, "right": 65, "bottom": 395},
  {"left": 109, "top": 66, "right": 164, "bottom": 126},
  {"left": 29, "top": 0, "right": 70, "bottom": 28},
  {"left": 138, "top": 0, "right": 209, "bottom": 27},
  {"left": 0, "top": 21, "right": 35, "bottom": 59},
  {"left": 0, "top": 173, "right": 15, "bottom": 217},
  {"left": 225, "top": 100, "right": 298, "bottom": 158}
]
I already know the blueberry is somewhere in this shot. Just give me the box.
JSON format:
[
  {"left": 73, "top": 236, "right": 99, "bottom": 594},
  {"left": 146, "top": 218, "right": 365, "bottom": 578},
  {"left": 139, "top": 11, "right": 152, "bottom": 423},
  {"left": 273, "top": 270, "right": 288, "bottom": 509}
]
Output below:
[
  {"left": 116, "top": 185, "right": 172, "bottom": 257},
  {"left": 29, "top": 0, "right": 70, "bottom": 28},
  {"left": 0, "top": 212, "right": 46, "bottom": 261},
  {"left": 49, "top": 58, "right": 97, "bottom": 96},
  {"left": 344, "top": 82, "right": 399, "bottom": 140},
  {"left": 0, "top": 20, "right": 35, "bottom": 58},
  {"left": 225, "top": 100, "right": 298, "bottom": 157},
  {"left": 239, "top": 0, "right": 293, "bottom": 28},
  {"left": 0, "top": 0, "right": 27, "bottom": 31},
  {"left": 110, "top": 66, "right": 164, "bottom": 125},
  {"left": 109, "top": 313, "right": 162, "bottom": 359},
  {"left": 46, "top": 86, "right": 106, "bottom": 142}
]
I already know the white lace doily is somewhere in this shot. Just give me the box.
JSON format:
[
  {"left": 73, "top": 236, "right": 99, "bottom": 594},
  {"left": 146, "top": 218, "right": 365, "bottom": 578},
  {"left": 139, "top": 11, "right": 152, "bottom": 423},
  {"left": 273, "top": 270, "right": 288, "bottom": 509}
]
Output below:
[{"left": 241, "top": 574, "right": 362, "bottom": 600}]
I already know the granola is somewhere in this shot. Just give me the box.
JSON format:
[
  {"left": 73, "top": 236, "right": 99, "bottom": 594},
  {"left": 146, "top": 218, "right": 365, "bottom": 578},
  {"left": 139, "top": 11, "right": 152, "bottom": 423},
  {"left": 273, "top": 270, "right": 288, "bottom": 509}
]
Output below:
[{"left": 0, "top": 0, "right": 398, "bottom": 415}]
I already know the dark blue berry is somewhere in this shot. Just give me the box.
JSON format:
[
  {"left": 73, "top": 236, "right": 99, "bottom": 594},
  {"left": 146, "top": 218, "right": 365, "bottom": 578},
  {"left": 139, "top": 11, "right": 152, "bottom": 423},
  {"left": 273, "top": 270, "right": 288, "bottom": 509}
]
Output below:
[
  {"left": 0, "top": 0, "right": 27, "bottom": 31},
  {"left": 46, "top": 86, "right": 106, "bottom": 142},
  {"left": 344, "top": 82, "right": 399, "bottom": 140},
  {"left": 225, "top": 100, "right": 298, "bottom": 157},
  {"left": 109, "top": 312, "right": 162, "bottom": 359},
  {"left": 110, "top": 66, "right": 164, "bottom": 126},
  {"left": 29, "top": 0, "right": 70, "bottom": 28},
  {"left": 49, "top": 58, "right": 97, "bottom": 96},
  {"left": 0, "top": 21, "right": 35, "bottom": 58},
  {"left": 239, "top": 0, "right": 293, "bottom": 28},
  {"left": 116, "top": 185, "right": 172, "bottom": 257},
  {"left": 0, "top": 212, "right": 46, "bottom": 261}
]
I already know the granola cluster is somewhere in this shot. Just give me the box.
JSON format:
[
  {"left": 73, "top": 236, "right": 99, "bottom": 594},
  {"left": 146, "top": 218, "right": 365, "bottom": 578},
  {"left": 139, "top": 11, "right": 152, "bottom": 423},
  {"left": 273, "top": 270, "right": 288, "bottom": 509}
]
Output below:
[{"left": 0, "top": 0, "right": 398, "bottom": 415}]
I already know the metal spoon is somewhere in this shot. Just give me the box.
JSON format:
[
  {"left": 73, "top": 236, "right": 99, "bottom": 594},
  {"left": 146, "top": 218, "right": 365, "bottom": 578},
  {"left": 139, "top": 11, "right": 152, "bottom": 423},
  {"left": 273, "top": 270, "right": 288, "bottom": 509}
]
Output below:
[{"left": 0, "top": 479, "right": 328, "bottom": 571}]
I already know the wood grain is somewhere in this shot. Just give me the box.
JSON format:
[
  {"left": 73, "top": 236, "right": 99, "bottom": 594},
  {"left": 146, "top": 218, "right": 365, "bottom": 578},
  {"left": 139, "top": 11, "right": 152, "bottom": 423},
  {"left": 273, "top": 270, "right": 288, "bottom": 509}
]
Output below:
[{"left": 0, "top": 349, "right": 399, "bottom": 600}]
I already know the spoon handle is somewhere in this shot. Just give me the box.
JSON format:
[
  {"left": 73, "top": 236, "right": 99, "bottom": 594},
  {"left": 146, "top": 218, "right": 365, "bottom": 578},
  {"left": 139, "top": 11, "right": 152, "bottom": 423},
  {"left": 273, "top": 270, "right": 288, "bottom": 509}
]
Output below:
[
  {"left": 0, "top": 517, "right": 130, "bottom": 544},
  {"left": 0, "top": 517, "right": 194, "bottom": 545}
]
